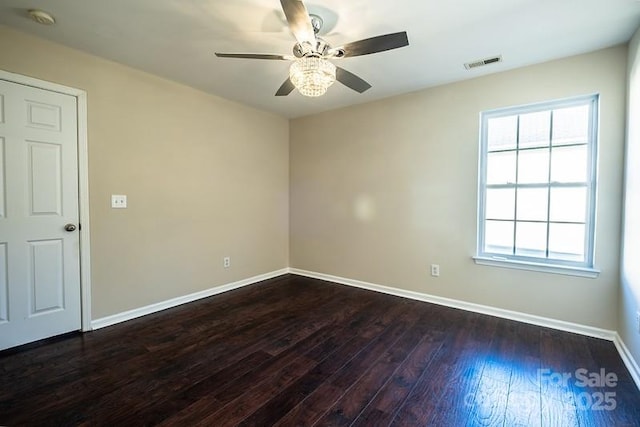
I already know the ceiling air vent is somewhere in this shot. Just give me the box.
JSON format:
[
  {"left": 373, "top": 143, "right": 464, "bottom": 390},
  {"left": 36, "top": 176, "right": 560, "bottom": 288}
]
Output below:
[{"left": 464, "top": 55, "right": 502, "bottom": 70}]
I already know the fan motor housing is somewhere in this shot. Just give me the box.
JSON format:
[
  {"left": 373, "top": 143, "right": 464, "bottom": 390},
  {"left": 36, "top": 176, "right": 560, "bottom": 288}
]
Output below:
[{"left": 293, "top": 38, "right": 331, "bottom": 58}]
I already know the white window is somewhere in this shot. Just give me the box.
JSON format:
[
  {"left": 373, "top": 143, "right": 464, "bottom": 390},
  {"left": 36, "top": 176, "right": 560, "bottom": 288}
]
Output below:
[{"left": 475, "top": 95, "right": 599, "bottom": 277}]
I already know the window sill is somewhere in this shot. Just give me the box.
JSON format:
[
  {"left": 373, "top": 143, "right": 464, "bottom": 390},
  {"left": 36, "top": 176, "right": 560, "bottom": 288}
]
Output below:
[{"left": 473, "top": 256, "right": 600, "bottom": 278}]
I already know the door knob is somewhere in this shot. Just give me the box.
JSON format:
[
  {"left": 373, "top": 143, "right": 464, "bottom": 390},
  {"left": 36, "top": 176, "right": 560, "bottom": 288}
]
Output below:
[{"left": 64, "top": 224, "right": 77, "bottom": 232}]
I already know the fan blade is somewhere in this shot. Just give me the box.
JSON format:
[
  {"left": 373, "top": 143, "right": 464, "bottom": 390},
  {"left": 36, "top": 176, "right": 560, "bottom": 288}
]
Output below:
[
  {"left": 215, "top": 53, "right": 292, "bottom": 60},
  {"left": 336, "top": 67, "right": 372, "bottom": 93},
  {"left": 337, "top": 31, "right": 409, "bottom": 57},
  {"left": 275, "top": 78, "right": 295, "bottom": 96},
  {"left": 280, "top": 0, "right": 316, "bottom": 44}
]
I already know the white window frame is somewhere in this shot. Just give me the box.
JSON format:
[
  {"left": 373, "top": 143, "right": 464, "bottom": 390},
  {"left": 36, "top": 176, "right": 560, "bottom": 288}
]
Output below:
[{"left": 474, "top": 94, "right": 600, "bottom": 278}]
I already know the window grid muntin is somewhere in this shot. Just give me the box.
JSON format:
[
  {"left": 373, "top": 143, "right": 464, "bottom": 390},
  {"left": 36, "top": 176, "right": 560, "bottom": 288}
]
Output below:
[
  {"left": 544, "top": 111, "right": 554, "bottom": 258},
  {"left": 478, "top": 95, "right": 598, "bottom": 268},
  {"left": 510, "top": 115, "right": 520, "bottom": 253}
]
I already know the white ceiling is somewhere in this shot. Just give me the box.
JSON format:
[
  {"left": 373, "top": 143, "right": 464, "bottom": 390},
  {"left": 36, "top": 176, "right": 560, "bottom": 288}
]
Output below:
[{"left": 1, "top": 0, "right": 639, "bottom": 118}]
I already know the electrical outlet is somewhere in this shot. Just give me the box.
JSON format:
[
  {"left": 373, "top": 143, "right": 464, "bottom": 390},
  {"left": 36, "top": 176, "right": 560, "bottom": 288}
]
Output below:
[
  {"left": 430, "top": 264, "right": 440, "bottom": 277},
  {"left": 223, "top": 257, "right": 231, "bottom": 268},
  {"left": 111, "top": 194, "right": 127, "bottom": 209}
]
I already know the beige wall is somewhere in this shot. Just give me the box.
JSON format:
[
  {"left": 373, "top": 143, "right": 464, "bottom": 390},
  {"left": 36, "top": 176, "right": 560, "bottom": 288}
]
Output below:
[
  {"left": 621, "top": 28, "right": 640, "bottom": 367},
  {"left": 0, "top": 26, "right": 290, "bottom": 319},
  {"left": 290, "top": 46, "right": 627, "bottom": 330}
]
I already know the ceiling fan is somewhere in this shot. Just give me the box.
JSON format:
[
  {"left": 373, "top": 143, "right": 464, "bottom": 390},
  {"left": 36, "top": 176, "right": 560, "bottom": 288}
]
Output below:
[{"left": 215, "top": 0, "right": 409, "bottom": 97}]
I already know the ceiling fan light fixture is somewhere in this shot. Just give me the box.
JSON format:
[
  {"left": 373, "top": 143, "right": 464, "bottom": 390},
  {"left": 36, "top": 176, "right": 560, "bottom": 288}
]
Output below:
[
  {"left": 215, "top": 0, "right": 408, "bottom": 97},
  {"left": 289, "top": 56, "right": 336, "bottom": 97}
]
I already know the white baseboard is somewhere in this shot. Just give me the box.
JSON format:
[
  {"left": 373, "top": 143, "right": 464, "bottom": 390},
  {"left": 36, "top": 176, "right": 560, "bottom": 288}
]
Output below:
[
  {"left": 613, "top": 333, "right": 640, "bottom": 391},
  {"left": 91, "top": 268, "right": 289, "bottom": 330},
  {"left": 290, "top": 268, "right": 640, "bottom": 391},
  {"left": 88, "top": 265, "right": 640, "bottom": 392},
  {"left": 289, "top": 268, "right": 616, "bottom": 341}
]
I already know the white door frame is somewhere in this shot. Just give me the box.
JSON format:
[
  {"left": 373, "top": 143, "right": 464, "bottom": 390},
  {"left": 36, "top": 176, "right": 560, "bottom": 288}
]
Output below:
[{"left": 0, "top": 69, "right": 92, "bottom": 332}]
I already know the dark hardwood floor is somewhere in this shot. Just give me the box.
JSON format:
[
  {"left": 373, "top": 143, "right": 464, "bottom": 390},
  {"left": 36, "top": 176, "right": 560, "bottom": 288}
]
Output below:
[{"left": 1, "top": 274, "right": 639, "bottom": 426}]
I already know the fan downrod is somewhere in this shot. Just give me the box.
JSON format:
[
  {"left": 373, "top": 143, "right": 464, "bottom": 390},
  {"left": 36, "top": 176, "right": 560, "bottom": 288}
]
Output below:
[{"left": 310, "top": 14, "right": 323, "bottom": 34}]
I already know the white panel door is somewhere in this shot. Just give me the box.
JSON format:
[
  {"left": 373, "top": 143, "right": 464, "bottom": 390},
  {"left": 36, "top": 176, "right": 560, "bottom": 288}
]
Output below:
[{"left": 0, "top": 79, "right": 80, "bottom": 350}]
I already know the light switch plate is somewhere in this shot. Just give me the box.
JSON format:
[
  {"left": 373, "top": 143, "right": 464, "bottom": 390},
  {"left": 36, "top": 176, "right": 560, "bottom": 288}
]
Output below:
[{"left": 111, "top": 194, "right": 127, "bottom": 208}]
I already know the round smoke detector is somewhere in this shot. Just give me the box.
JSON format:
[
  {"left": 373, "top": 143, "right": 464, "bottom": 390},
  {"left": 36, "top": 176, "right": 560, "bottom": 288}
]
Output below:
[{"left": 28, "top": 9, "right": 55, "bottom": 25}]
